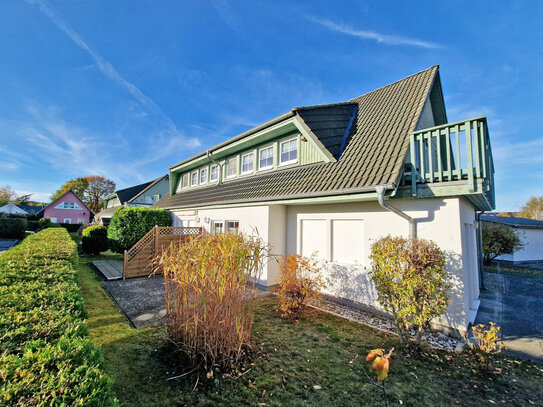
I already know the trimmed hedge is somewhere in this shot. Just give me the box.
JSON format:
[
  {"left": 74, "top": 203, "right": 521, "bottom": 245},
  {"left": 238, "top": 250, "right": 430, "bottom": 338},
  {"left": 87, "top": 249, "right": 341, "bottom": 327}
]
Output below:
[
  {"left": 59, "top": 223, "right": 83, "bottom": 233},
  {"left": 82, "top": 225, "right": 109, "bottom": 255},
  {"left": 108, "top": 207, "right": 171, "bottom": 252},
  {"left": 0, "top": 228, "right": 117, "bottom": 406},
  {"left": 0, "top": 218, "right": 26, "bottom": 239}
]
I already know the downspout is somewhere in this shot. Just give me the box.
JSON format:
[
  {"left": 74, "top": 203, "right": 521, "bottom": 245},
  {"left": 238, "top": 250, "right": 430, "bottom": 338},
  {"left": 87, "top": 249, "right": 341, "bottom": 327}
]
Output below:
[
  {"left": 375, "top": 186, "right": 416, "bottom": 238},
  {"left": 475, "top": 211, "right": 485, "bottom": 290},
  {"left": 206, "top": 150, "right": 223, "bottom": 184}
]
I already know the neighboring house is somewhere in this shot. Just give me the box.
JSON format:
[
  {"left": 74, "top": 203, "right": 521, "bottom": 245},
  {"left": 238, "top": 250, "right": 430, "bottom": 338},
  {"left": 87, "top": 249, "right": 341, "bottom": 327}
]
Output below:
[
  {"left": 155, "top": 66, "right": 496, "bottom": 334},
  {"left": 482, "top": 215, "right": 543, "bottom": 263},
  {"left": 41, "top": 190, "right": 93, "bottom": 224},
  {"left": 0, "top": 203, "right": 28, "bottom": 215},
  {"left": 16, "top": 204, "right": 45, "bottom": 215},
  {"left": 96, "top": 175, "right": 169, "bottom": 224}
]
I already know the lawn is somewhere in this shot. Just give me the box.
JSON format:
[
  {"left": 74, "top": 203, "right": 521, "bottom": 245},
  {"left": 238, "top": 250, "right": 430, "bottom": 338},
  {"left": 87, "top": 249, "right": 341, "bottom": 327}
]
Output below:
[
  {"left": 77, "top": 254, "right": 543, "bottom": 406},
  {"left": 485, "top": 264, "right": 543, "bottom": 277}
]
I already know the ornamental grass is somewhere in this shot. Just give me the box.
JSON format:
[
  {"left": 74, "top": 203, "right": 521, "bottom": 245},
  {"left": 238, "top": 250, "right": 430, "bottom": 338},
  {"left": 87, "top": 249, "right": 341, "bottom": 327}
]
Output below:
[{"left": 161, "top": 232, "right": 269, "bottom": 370}]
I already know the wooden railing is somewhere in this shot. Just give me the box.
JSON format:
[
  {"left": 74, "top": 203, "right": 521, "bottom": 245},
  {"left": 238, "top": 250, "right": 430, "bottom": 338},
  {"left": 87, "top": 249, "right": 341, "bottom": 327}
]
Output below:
[
  {"left": 401, "top": 116, "right": 495, "bottom": 207},
  {"left": 123, "top": 226, "right": 202, "bottom": 278}
]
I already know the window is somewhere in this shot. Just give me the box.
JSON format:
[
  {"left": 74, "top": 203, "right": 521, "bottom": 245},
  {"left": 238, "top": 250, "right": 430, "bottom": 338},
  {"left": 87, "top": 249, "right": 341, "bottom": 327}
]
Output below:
[
  {"left": 259, "top": 146, "right": 273, "bottom": 170},
  {"left": 182, "top": 173, "right": 189, "bottom": 189},
  {"left": 153, "top": 194, "right": 161, "bottom": 203},
  {"left": 226, "top": 157, "right": 237, "bottom": 178},
  {"left": 190, "top": 171, "right": 198, "bottom": 187},
  {"left": 210, "top": 164, "right": 219, "bottom": 182},
  {"left": 241, "top": 152, "right": 254, "bottom": 174},
  {"left": 280, "top": 138, "right": 298, "bottom": 165},
  {"left": 77, "top": 218, "right": 84, "bottom": 224},
  {"left": 64, "top": 218, "right": 72, "bottom": 224},
  {"left": 225, "top": 220, "right": 239, "bottom": 234},
  {"left": 50, "top": 217, "right": 57, "bottom": 223},
  {"left": 211, "top": 220, "right": 224, "bottom": 234},
  {"left": 200, "top": 167, "right": 208, "bottom": 185},
  {"left": 55, "top": 201, "right": 81, "bottom": 210}
]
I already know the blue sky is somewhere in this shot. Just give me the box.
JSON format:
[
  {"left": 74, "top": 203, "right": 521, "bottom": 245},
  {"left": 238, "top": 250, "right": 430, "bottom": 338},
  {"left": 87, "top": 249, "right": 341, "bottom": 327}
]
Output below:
[{"left": 0, "top": 1, "right": 541, "bottom": 210}]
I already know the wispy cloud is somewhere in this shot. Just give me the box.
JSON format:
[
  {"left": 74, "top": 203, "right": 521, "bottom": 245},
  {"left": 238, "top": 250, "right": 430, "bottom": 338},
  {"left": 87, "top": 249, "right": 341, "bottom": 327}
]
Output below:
[
  {"left": 26, "top": 0, "right": 201, "bottom": 150},
  {"left": 307, "top": 15, "right": 440, "bottom": 49}
]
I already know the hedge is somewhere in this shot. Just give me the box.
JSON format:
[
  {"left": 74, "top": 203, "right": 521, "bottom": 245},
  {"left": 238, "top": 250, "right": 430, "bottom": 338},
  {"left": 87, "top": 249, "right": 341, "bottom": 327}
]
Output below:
[
  {"left": 59, "top": 223, "right": 83, "bottom": 233},
  {"left": 0, "top": 228, "right": 117, "bottom": 406},
  {"left": 0, "top": 218, "right": 26, "bottom": 239},
  {"left": 108, "top": 207, "right": 171, "bottom": 252},
  {"left": 82, "top": 225, "right": 109, "bottom": 255}
]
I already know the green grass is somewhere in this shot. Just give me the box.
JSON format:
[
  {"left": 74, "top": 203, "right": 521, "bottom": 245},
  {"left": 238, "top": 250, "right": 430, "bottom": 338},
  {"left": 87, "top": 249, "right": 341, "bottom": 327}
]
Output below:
[
  {"left": 76, "top": 254, "right": 543, "bottom": 406},
  {"left": 485, "top": 264, "right": 543, "bottom": 276}
]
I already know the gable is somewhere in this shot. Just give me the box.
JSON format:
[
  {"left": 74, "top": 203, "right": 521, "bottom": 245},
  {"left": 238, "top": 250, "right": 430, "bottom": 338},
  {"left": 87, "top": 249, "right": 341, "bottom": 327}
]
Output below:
[{"left": 45, "top": 190, "right": 92, "bottom": 214}]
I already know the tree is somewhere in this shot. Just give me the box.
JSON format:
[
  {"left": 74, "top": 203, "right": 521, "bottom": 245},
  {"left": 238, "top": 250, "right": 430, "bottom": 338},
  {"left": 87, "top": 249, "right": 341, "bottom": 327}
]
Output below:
[
  {"left": 519, "top": 196, "right": 543, "bottom": 220},
  {"left": 51, "top": 176, "right": 116, "bottom": 213},
  {"left": 482, "top": 222, "right": 524, "bottom": 265},
  {"left": 369, "top": 236, "right": 450, "bottom": 346},
  {"left": 51, "top": 177, "right": 89, "bottom": 202},
  {"left": 0, "top": 186, "right": 16, "bottom": 206},
  {"left": 84, "top": 176, "right": 116, "bottom": 213}
]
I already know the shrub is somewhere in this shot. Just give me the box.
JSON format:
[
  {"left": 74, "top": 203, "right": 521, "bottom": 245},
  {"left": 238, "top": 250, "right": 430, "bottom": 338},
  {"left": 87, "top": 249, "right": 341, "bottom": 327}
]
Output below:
[
  {"left": 275, "top": 254, "right": 325, "bottom": 316},
  {"left": 81, "top": 225, "right": 109, "bottom": 255},
  {"left": 369, "top": 236, "right": 450, "bottom": 346},
  {"left": 0, "top": 217, "right": 26, "bottom": 239},
  {"left": 0, "top": 228, "right": 117, "bottom": 406},
  {"left": 465, "top": 322, "right": 501, "bottom": 372},
  {"left": 26, "top": 220, "right": 40, "bottom": 231},
  {"left": 59, "top": 222, "right": 83, "bottom": 233},
  {"left": 482, "top": 222, "right": 524, "bottom": 265},
  {"left": 161, "top": 232, "right": 269, "bottom": 370},
  {"left": 108, "top": 207, "right": 171, "bottom": 252},
  {"left": 38, "top": 218, "right": 52, "bottom": 229}
]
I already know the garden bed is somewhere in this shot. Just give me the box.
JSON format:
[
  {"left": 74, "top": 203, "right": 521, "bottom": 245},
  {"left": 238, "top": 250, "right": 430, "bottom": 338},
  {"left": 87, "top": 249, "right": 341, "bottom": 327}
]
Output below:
[{"left": 77, "top": 253, "right": 543, "bottom": 407}]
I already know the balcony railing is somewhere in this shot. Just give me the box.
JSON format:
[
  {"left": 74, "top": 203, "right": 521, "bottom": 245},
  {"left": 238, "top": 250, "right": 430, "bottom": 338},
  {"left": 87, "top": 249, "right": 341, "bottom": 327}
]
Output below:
[{"left": 401, "top": 116, "right": 495, "bottom": 208}]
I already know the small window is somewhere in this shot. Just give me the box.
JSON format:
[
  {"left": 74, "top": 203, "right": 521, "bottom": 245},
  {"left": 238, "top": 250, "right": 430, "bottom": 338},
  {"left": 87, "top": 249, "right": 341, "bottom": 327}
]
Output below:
[
  {"left": 212, "top": 220, "right": 224, "bottom": 234},
  {"left": 259, "top": 146, "right": 273, "bottom": 170},
  {"left": 190, "top": 171, "right": 198, "bottom": 187},
  {"left": 210, "top": 164, "right": 219, "bottom": 182},
  {"left": 64, "top": 218, "right": 72, "bottom": 224},
  {"left": 77, "top": 218, "right": 84, "bottom": 224},
  {"left": 241, "top": 152, "right": 254, "bottom": 174},
  {"left": 153, "top": 194, "right": 160, "bottom": 202},
  {"left": 200, "top": 167, "right": 208, "bottom": 185},
  {"left": 182, "top": 174, "right": 189, "bottom": 189},
  {"left": 50, "top": 217, "right": 57, "bottom": 223},
  {"left": 225, "top": 220, "right": 239, "bottom": 234},
  {"left": 280, "top": 138, "right": 298, "bottom": 165},
  {"left": 226, "top": 158, "right": 237, "bottom": 178}
]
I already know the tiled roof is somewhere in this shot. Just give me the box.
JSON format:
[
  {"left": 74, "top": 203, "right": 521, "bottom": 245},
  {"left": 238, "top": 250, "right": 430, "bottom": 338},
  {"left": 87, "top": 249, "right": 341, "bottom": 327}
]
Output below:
[
  {"left": 481, "top": 215, "right": 543, "bottom": 229},
  {"left": 113, "top": 181, "right": 154, "bottom": 204},
  {"left": 157, "top": 66, "right": 438, "bottom": 210}
]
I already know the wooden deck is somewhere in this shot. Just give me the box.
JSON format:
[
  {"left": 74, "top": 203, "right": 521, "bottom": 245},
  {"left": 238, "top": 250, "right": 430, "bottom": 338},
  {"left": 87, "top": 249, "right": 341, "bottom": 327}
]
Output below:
[{"left": 93, "top": 260, "right": 124, "bottom": 280}]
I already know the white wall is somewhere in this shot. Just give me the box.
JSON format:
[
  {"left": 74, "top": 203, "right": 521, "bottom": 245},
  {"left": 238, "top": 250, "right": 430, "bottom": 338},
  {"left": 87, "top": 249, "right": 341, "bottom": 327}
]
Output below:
[
  {"left": 497, "top": 228, "right": 543, "bottom": 262},
  {"left": 286, "top": 197, "right": 478, "bottom": 333}
]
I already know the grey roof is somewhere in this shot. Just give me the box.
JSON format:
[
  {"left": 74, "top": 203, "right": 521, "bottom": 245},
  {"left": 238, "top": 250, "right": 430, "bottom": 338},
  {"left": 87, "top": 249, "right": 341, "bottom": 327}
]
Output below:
[
  {"left": 157, "top": 66, "right": 439, "bottom": 210},
  {"left": 127, "top": 175, "right": 168, "bottom": 203},
  {"left": 109, "top": 181, "right": 154, "bottom": 204},
  {"left": 16, "top": 204, "right": 45, "bottom": 214},
  {"left": 481, "top": 215, "right": 543, "bottom": 229}
]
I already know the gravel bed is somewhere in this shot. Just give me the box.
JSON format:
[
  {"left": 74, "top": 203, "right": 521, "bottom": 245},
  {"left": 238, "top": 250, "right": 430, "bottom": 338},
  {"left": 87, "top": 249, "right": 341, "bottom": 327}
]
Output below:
[{"left": 316, "top": 298, "right": 464, "bottom": 352}]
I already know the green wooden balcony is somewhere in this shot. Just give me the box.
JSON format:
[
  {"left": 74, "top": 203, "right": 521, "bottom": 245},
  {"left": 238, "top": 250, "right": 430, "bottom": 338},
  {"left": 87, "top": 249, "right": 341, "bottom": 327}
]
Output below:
[{"left": 400, "top": 117, "right": 495, "bottom": 210}]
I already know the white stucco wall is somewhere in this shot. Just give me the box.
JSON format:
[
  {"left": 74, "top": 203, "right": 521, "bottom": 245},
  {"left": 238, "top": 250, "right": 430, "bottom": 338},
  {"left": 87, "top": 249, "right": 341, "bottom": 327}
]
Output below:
[{"left": 497, "top": 227, "right": 543, "bottom": 262}]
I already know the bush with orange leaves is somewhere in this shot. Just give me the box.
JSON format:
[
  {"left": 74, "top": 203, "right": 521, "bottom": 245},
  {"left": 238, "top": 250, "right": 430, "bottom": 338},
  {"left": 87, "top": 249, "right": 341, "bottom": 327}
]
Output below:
[{"left": 275, "top": 254, "right": 325, "bottom": 316}]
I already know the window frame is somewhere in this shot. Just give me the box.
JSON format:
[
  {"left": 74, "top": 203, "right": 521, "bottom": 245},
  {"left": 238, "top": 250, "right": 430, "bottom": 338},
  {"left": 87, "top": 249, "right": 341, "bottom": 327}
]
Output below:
[
  {"left": 279, "top": 137, "right": 298, "bottom": 166},
  {"left": 50, "top": 217, "right": 57, "bottom": 223},
  {"left": 209, "top": 164, "right": 219, "bottom": 183},
  {"left": 225, "top": 220, "right": 239, "bottom": 234},
  {"left": 258, "top": 145, "right": 274, "bottom": 171},
  {"left": 225, "top": 157, "right": 237, "bottom": 179},
  {"left": 77, "top": 218, "right": 84, "bottom": 224},
  {"left": 190, "top": 170, "right": 198, "bottom": 187},
  {"left": 63, "top": 218, "right": 72, "bottom": 224},
  {"left": 241, "top": 152, "right": 254, "bottom": 175},
  {"left": 211, "top": 220, "right": 224, "bottom": 234},
  {"left": 182, "top": 173, "right": 189, "bottom": 189},
  {"left": 199, "top": 167, "right": 208, "bottom": 185}
]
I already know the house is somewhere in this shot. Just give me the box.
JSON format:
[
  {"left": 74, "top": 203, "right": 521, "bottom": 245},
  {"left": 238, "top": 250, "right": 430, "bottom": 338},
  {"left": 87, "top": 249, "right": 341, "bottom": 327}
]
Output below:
[
  {"left": 155, "top": 66, "right": 495, "bottom": 334},
  {"left": 95, "top": 175, "right": 169, "bottom": 224},
  {"left": 0, "top": 203, "right": 28, "bottom": 215},
  {"left": 41, "top": 190, "right": 93, "bottom": 224},
  {"left": 482, "top": 215, "right": 543, "bottom": 263}
]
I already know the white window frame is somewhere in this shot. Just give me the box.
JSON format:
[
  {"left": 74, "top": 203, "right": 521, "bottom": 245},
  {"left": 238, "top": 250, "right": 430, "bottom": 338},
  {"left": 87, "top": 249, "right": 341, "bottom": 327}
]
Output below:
[
  {"left": 55, "top": 201, "right": 81, "bottom": 210},
  {"left": 77, "top": 218, "right": 84, "bottom": 224},
  {"left": 279, "top": 137, "right": 298, "bottom": 166},
  {"left": 153, "top": 194, "right": 160, "bottom": 203},
  {"left": 182, "top": 173, "right": 189, "bottom": 189},
  {"left": 211, "top": 220, "right": 224, "bottom": 234},
  {"left": 199, "top": 167, "right": 208, "bottom": 185},
  {"left": 50, "top": 217, "right": 57, "bottom": 223},
  {"left": 241, "top": 152, "right": 254, "bottom": 175},
  {"left": 225, "top": 220, "right": 239, "bottom": 234},
  {"left": 258, "top": 145, "right": 274, "bottom": 171},
  {"left": 209, "top": 164, "right": 219, "bottom": 182},
  {"left": 225, "top": 157, "right": 237, "bottom": 179},
  {"left": 64, "top": 218, "right": 72, "bottom": 224},
  {"left": 190, "top": 171, "right": 198, "bottom": 187}
]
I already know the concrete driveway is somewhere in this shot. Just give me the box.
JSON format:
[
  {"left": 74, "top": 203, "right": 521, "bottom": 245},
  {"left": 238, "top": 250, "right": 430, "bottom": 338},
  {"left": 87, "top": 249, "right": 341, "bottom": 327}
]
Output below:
[{"left": 476, "top": 270, "right": 543, "bottom": 363}]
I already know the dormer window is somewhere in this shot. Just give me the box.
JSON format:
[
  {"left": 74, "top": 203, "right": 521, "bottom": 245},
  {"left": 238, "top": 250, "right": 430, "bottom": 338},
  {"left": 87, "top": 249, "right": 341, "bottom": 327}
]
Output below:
[
  {"left": 259, "top": 146, "right": 273, "bottom": 170},
  {"left": 182, "top": 174, "right": 189, "bottom": 189},
  {"left": 241, "top": 152, "right": 254, "bottom": 174},
  {"left": 200, "top": 167, "right": 208, "bottom": 185},
  {"left": 190, "top": 171, "right": 198, "bottom": 187},
  {"left": 210, "top": 164, "right": 219, "bottom": 182},
  {"left": 280, "top": 138, "right": 298, "bottom": 165},
  {"left": 226, "top": 157, "right": 237, "bottom": 178}
]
